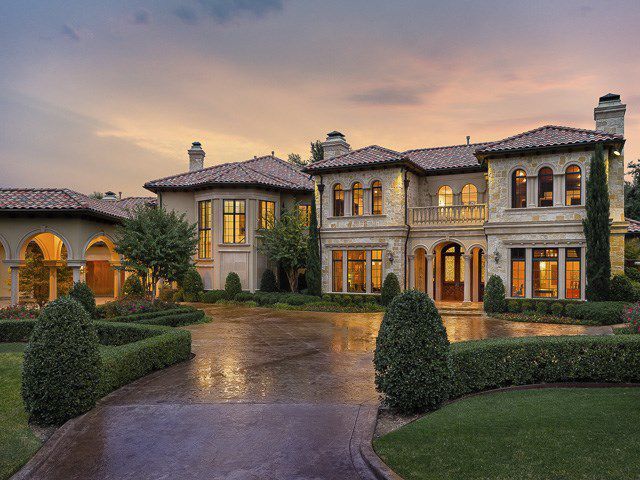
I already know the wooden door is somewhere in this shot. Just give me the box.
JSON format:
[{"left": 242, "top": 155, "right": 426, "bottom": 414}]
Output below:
[
  {"left": 86, "top": 260, "right": 114, "bottom": 296},
  {"left": 441, "top": 244, "right": 464, "bottom": 301}
]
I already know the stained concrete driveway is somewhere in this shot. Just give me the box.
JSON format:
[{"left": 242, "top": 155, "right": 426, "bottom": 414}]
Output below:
[{"left": 17, "top": 306, "right": 608, "bottom": 480}]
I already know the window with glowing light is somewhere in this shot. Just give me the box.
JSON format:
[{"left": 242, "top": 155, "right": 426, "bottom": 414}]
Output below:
[
  {"left": 223, "top": 199, "right": 246, "bottom": 244},
  {"left": 197, "top": 200, "right": 212, "bottom": 259},
  {"left": 438, "top": 185, "right": 453, "bottom": 206},
  {"left": 565, "top": 165, "right": 582, "bottom": 206},
  {"left": 352, "top": 182, "right": 363, "bottom": 216},
  {"left": 533, "top": 248, "right": 558, "bottom": 298},
  {"left": 332, "top": 250, "right": 343, "bottom": 292},
  {"left": 258, "top": 200, "right": 275, "bottom": 230},
  {"left": 512, "top": 169, "right": 527, "bottom": 208},
  {"left": 461, "top": 183, "right": 478, "bottom": 205},
  {"left": 538, "top": 167, "right": 554, "bottom": 207},
  {"left": 371, "top": 250, "right": 382, "bottom": 293},
  {"left": 510, "top": 248, "right": 525, "bottom": 297},
  {"left": 371, "top": 181, "right": 382, "bottom": 215},
  {"left": 333, "top": 184, "right": 344, "bottom": 217},
  {"left": 347, "top": 250, "right": 366, "bottom": 292},
  {"left": 565, "top": 248, "right": 581, "bottom": 299},
  {"left": 297, "top": 205, "right": 311, "bottom": 226}
]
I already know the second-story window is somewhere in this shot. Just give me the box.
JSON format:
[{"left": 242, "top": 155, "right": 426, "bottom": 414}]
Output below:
[
  {"left": 333, "top": 184, "right": 344, "bottom": 217},
  {"left": 538, "top": 167, "right": 554, "bottom": 207},
  {"left": 438, "top": 185, "right": 453, "bottom": 206},
  {"left": 197, "top": 200, "right": 212, "bottom": 259},
  {"left": 352, "top": 182, "right": 363, "bottom": 215},
  {"left": 223, "top": 199, "right": 246, "bottom": 244},
  {"left": 258, "top": 200, "right": 275, "bottom": 229},
  {"left": 298, "top": 204, "right": 311, "bottom": 226},
  {"left": 512, "top": 169, "right": 527, "bottom": 208},
  {"left": 565, "top": 165, "right": 582, "bottom": 206},
  {"left": 461, "top": 184, "right": 478, "bottom": 205},
  {"left": 371, "top": 181, "right": 382, "bottom": 215}
]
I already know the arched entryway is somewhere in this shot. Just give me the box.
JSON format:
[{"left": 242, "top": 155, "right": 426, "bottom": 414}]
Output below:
[
  {"left": 439, "top": 242, "right": 465, "bottom": 301},
  {"left": 83, "top": 234, "right": 123, "bottom": 299}
]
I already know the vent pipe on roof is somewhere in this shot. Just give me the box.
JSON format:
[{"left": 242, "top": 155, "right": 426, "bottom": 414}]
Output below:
[
  {"left": 188, "top": 142, "right": 205, "bottom": 172},
  {"left": 466, "top": 135, "right": 470, "bottom": 146}
]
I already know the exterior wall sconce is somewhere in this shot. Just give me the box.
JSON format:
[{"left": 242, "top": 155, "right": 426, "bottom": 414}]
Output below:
[
  {"left": 493, "top": 250, "right": 501, "bottom": 264},
  {"left": 612, "top": 150, "right": 621, "bottom": 156},
  {"left": 388, "top": 252, "right": 394, "bottom": 263}
]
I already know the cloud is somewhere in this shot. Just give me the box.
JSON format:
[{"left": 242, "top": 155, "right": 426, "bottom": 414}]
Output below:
[
  {"left": 174, "top": 5, "right": 198, "bottom": 25},
  {"left": 60, "top": 24, "right": 80, "bottom": 41},
  {"left": 198, "top": 0, "right": 283, "bottom": 23},
  {"left": 348, "top": 86, "right": 435, "bottom": 106},
  {"left": 132, "top": 10, "right": 151, "bottom": 25}
]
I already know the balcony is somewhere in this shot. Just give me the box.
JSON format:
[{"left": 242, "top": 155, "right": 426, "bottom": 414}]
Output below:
[{"left": 410, "top": 204, "right": 486, "bottom": 226}]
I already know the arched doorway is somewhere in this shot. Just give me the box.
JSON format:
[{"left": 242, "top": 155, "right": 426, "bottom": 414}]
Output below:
[
  {"left": 84, "top": 235, "right": 121, "bottom": 299},
  {"left": 439, "top": 243, "right": 464, "bottom": 301}
]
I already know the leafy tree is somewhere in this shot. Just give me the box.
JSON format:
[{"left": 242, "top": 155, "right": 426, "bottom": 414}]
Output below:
[
  {"left": 287, "top": 153, "right": 307, "bottom": 167},
  {"left": 115, "top": 206, "right": 198, "bottom": 299},
  {"left": 310, "top": 140, "right": 324, "bottom": 163},
  {"left": 583, "top": 144, "right": 611, "bottom": 301},
  {"left": 305, "top": 197, "right": 321, "bottom": 296},
  {"left": 19, "top": 242, "right": 49, "bottom": 306},
  {"left": 89, "top": 191, "right": 104, "bottom": 200},
  {"left": 625, "top": 160, "right": 640, "bottom": 220},
  {"left": 258, "top": 206, "right": 308, "bottom": 292}
]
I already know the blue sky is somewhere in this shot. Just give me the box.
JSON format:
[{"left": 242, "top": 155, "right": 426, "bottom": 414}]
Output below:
[{"left": 1, "top": 0, "right": 639, "bottom": 195}]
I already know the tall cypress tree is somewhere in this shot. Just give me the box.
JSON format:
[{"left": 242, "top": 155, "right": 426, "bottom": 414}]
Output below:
[
  {"left": 305, "top": 196, "right": 322, "bottom": 296},
  {"left": 583, "top": 143, "right": 611, "bottom": 301}
]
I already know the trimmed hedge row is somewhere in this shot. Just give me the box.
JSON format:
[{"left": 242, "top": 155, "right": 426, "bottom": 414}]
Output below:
[
  {"left": 0, "top": 319, "right": 36, "bottom": 342},
  {"left": 103, "top": 306, "right": 199, "bottom": 324},
  {"left": 505, "top": 299, "right": 628, "bottom": 325},
  {"left": 450, "top": 335, "right": 640, "bottom": 398}
]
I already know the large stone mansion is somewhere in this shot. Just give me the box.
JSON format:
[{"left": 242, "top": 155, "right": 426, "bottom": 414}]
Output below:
[{"left": 0, "top": 93, "right": 628, "bottom": 303}]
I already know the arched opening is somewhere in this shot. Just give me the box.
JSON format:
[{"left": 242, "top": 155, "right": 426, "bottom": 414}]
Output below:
[
  {"left": 565, "top": 165, "right": 582, "bottom": 205},
  {"left": 371, "top": 180, "right": 382, "bottom": 215},
  {"left": 512, "top": 169, "right": 527, "bottom": 208},
  {"left": 439, "top": 242, "right": 464, "bottom": 301},
  {"left": 352, "top": 182, "right": 363, "bottom": 216},
  {"left": 438, "top": 185, "right": 453, "bottom": 206},
  {"left": 538, "top": 167, "right": 554, "bottom": 207},
  {"left": 84, "top": 235, "right": 121, "bottom": 299},
  {"left": 333, "top": 184, "right": 344, "bottom": 217},
  {"left": 0, "top": 240, "right": 9, "bottom": 301}
]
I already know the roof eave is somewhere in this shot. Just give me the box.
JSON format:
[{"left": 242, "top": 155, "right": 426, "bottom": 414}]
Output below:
[
  {"left": 475, "top": 138, "right": 625, "bottom": 160},
  {"left": 304, "top": 158, "right": 425, "bottom": 176},
  {"left": 144, "top": 182, "right": 313, "bottom": 194},
  {"left": 0, "top": 208, "right": 125, "bottom": 223}
]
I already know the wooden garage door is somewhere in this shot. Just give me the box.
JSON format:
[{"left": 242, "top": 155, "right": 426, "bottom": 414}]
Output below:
[{"left": 86, "top": 260, "right": 114, "bottom": 296}]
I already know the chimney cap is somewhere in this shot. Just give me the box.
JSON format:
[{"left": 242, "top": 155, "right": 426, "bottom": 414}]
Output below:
[
  {"left": 191, "top": 141, "right": 202, "bottom": 148},
  {"left": 326, "top": 131, "right": 345, "bottom": 139},
  {"left": 599, "top": 93, "right": 620, "bottom": 102},
  {"left": 103, "top": 191, "right": 118, "bottom": 201}
]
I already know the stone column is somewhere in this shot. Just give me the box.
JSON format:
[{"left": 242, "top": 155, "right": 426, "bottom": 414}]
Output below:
[
  {"left": 463, "top": 254, "right": 472, "bottom": 303},
  {"left": 72, "top": 266, "right": 81, "bottom": 283},
  {"left": 48, "top": 267, "right": 58, "bottom": 301},
  {"left": 344, "top": 189, "right": 352, "bottom": 216},
  {"left": 426, "top": 254, "right": 435, "bottom": 299},
  {"left": 557, "top": 248, "right": 566, "bottom": 300},
  {"left": 525, "top": 248, "right": 533, "bottom": 298},
  {"left": 363, "top": 187, "right": 372, "bottom": 215},
  {"left": 407, "top": 254, "right": 415, "bottom": 290},
  {"left": 342, "top": 249, "right": 348, "bottom": 292},
  {"left": 365, "top": 250, "right": 372, "bottom": 293},
  {"left": 113, "top": 269, "right": 122, "bottom": 299},
  {"left": 527, "top": 176, "right": 537, "bottom": 207},
  {"left": 10, "top": 266, "right": 19, "bottom": 306}
]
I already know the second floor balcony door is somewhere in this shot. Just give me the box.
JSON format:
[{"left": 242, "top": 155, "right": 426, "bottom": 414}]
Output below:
[{"left": 440, "top": 243, "right": 464, "bottom": 301}]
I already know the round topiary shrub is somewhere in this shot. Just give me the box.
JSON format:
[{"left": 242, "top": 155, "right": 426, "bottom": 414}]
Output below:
[
  {"left": 374, "top": 290, "right": 452, "bottom": 413},
  {"left": 69, "top": 281, "right": 97, "bottom": 318},
  {"left": 181, "top": 268, "right": 204, "bottom": 302},
  {"left": 610, "top": 274, "right": 636, "bottom": 301},
  {"left": 259, "top": 269, "right": 278, "bottom": 292},
  {"left": 22, "top": 296, "right": 101, "bottom": 426},
  {"left": 123, "top": 274, "right": 145, "bottom": 298},
  {"left": 484, "top": 275, "right": 507, "bottom": 313},
  {"left": 381, "top": 272, "right": 401, "bottom": 306},
  {"left": 225, "top": 272, "right": 242, "bottom": 299}
]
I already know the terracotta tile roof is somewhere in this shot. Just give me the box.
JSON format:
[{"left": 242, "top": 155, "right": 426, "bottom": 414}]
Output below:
[
  {"left": 145, "top": 155, "right": 313, "bottom": 192},
  {"left": 115, "top": 196, "right": 157, "bottom": 211},
  {"left": 627, "top": 218, "right": 640, "bottom": 234},
  {"left": 403, "top": 143, "right": 491, "bottom": 172},
  {"left": 0, "top": 188, "right": 148, "bottom": 221},
  {"left": 303, "top": 145, "right": 404, "bottom": 173},
  {"left": 476, "top": 125, "right": 623, "bottom": 155}
]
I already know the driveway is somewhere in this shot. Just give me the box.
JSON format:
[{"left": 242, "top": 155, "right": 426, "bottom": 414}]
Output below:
[{"left": 17, "top": 306, "right": 608, "bottom": 480}]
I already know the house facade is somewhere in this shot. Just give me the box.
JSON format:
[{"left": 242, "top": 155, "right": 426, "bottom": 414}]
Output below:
[{"left": 303, "top": 94, "right": 627, "bottom": 302}]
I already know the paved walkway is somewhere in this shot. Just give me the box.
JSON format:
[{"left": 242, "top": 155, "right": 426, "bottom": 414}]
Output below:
[{"left": 17, "top": 306, "right": 609, "bottom": 480}]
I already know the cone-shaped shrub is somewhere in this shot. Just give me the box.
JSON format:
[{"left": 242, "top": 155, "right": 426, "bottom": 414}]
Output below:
[
  {"left": 181, "top": 267, "right": 204, "bottom": 301},
  {"left": 381, "top": 272, "right": 401, "bottom": 306},
  {"left": 225, "top": 272, "right": 242, "bottom": 299},
  {"left": 123, "top": 274, "right": 145, "bottom": 298},
  {"left": 374, "top": 290, "right": 452, "bottom": 413},
  {"left": 484, "top": 275, "right": 507, "bottom": 313},
  {"left": 69, "top": 281, "right": 97, "bottom": 318},
  {"left": 22, "top": 296, "right": 101, "bottom": 426},
  {"left": 259, "top": 269, "right": 278, "bottom": 292}
]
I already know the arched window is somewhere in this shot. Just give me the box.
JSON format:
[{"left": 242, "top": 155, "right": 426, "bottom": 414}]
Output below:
[
  {"left": 565, "top": 165, "right": 582, "bottom": 206},
  {"left": 438, "top": 186, "right": 453, "bottom": 206},
  {"left": 538, "top": 167, "right": 554, "bottom": 207},
  {"left": 333, "top": 184, "right": 344, "bottom": 217},
  {"left": 371, "top": 180, "right": 382, "bottom": 215},
  {"left": 461, "top": 184, "right": 478, "bottom": 205},
  {"left": 512, "top": 169, "right": 527, "bottom": 208},
  {"left": 352, "top": 182, "right": 363, "bottom": 216}
]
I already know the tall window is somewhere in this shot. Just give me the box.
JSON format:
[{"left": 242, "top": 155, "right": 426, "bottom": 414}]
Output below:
[
  {"left": 533, "top": 248, "right": 558, "bottom": 298},
  {"left": 371, "top": 181, "right": 382, "bottom": 215},
  {"left": 371, "top": 250, "right": 383, "bottom": 293},
  {"left": 565, "top": 248, "right": 581, "bottom": 299},
  {"left": 352, "top": 182, "right": 364, "bottom": 216},
  {"left": 258, "top": 200, "right": 275, "bottom": 230},
  {"left": 565, "top": 165, "right": 582, "bottom": 206},
  {"left": 461, "top": 184, "right": 478, "bottom": 205},
  {"left": 332, "top": 251, "right": 343, "bottom": 292},
  {"left": 538, "top": 167, "right": 554, "bottom": 207},
  {"left": 512, "top": 169, "right": 527, "bottom": 208},
  {"left": 223, "top": 200, "right": 246, "bottom": 244},
  {"left": 438, "top": 185, "right": 453, "bottom": 206},
  {"left": 347, "top": 250, "right": 366, "bottom": 292},
  {"left": 197, "top": 200, "right": 212, "bottom": 259},
  {"left": 510, "top": 248, "right": 525, "bottom": 297},
  {"left": 298, "top": 205, "right": 311, "bottom": 226},
  {"left": 333, "top": 184, "right": 344, "bottom": 217}
]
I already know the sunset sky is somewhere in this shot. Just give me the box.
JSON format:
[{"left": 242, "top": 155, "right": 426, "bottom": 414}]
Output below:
[{"left": 2, "top": 0, "right": 640, "bottom": 196}]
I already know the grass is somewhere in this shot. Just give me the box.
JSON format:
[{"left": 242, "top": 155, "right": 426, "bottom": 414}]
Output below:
[
  {"left": 374, "top": 388, "right": 640, "bottom": 480},
  {"left": 0, "top": 344, "right": 41, "bottom": 480}
]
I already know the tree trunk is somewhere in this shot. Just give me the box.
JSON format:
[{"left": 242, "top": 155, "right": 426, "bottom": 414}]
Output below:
[{"left": 286, "top": 268, "right": 299, "bottom": 293}]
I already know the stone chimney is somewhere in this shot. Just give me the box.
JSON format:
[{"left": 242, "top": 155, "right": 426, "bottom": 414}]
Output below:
[
  {"left": 188, "top": 141, "right": 205, "bottom": 171},
  {"left": 103, "top": 191, "right": 118, "bottom": 201},
  {"left": 594, "top": 93, "right": 626, "bottom": 136},
  {"left": 321, "top": 131, "right": 350, "bottom": 159}
]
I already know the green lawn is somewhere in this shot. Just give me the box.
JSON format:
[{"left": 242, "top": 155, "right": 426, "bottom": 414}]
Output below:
[
  {"left": 0, "top": 344, "right": 41, "bottom": 480},
  {"left": 374, "top": 388, "right": 640, "bottom": 480}
]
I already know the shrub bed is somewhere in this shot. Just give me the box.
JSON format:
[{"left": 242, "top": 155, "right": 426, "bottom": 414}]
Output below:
[
  {"left": 450, "top": 335, "right": 640, "bottom": 398},
  {"left": 96, "top": 298, "right": 177, "bottom": 319},
  {"left": 503, "top": 299, "right": 628, "bottom": 325},
  {"left": 0, "top": 320, "right": 37, "bottom": 342},
  {"left": 102, "top": 306, "right": 199, "bottom": 323},
  {"left": 0, "top": 305, "right": 40, "bottom": 320}
]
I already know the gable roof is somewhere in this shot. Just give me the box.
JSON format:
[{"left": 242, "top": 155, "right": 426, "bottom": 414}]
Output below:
[
  {"left": 145, "top": 155, "right": 313, "bottom": 193},
  {"left": 303, "top": 145, "right": 413, "bottom": 173},
  {"left": 0, "top": 188, "right": 155, "bottom": 221},
  {"left": 475, "top": 125, "right": 623, "bottom": 155}
]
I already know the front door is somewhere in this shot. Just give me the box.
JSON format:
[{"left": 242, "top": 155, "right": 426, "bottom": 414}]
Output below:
[{"left": 441, "top": 243, "right": 464, "bottom": 301}]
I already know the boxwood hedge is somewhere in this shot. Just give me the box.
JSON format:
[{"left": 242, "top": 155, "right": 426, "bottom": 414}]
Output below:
[
  {"left": 102, "top": 306, "right": 202, "bottom": 325},
  {"left": 504, "top": 299, "right": 628, "bottom": 325},
  {"left": 450, "top": 335, "right": 640, "bottom": 398}
]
